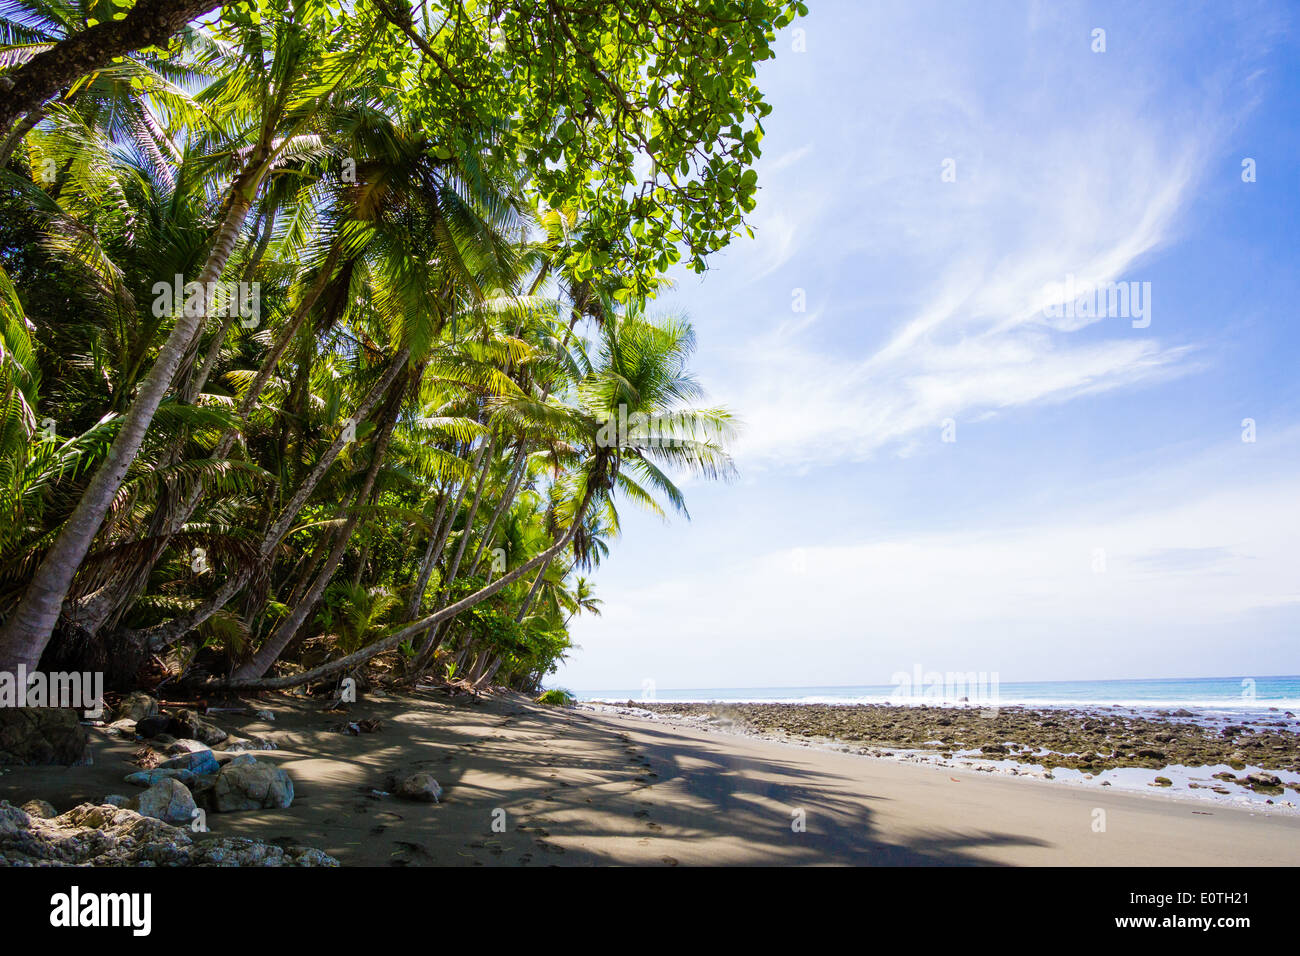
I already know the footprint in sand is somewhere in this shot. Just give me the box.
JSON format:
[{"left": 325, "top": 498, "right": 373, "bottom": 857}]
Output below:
[
  {"left": 390, "top": 840, "right": 435, "bottom": 865},
  {"left": 661, "top": 857, "right": 679, "bottom": 866}
]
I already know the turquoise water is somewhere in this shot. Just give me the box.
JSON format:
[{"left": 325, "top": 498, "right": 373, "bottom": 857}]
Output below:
[{"left": 579, "top": 675, "right": 1300, "bottom": 716}]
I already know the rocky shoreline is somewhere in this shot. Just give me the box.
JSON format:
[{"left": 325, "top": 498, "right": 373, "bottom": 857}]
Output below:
[
  {"left": 0, "top": 799, "right": 338, "bottom": 866},
  {"left": 615, "top": 701, "right": 1300, "bottom": 801},
  {"left": 0, "top": 688, "right": 458, "bottom": 865}
]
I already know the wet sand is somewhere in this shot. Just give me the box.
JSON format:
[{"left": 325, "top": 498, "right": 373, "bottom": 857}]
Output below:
[{"left": 2, "top": 688, "right": 1298, "bottom": 865}]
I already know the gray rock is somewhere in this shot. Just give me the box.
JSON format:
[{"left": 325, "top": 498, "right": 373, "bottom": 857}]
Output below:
[
  {"left": 1247, "top": 772, "right": 1282, "bottom": 787},
  {"left": 0, "top": 800, "right": 337, "bottom": 866},
  {"left": 157, "top": 749, "right": 219, "bottom": 776},
  {"left": 220, "top": 735, "right": 277, "bottom": 752},
  {"left": 0, "top": 707, "right": 88, "bottom": 766},
  {"left": 169, "top": 709, "right": 227, "bottom": 745},
  {"left": 107, "top": 718, "right": 139, "bottom": 738},
  {"left": 20, "top": 799, "right": 56, "bottom": 819},
  {"left": 396, "top": 772, "right": 442, "bottom": 803},
  {"left": 254, "top": 710, "right": 275, "bottom": 722},
  {"left": 125, "top": 768, "right": 197, "bottom": 787},
  {"left": 113, "top": 692, "right": 159, "bottom": 723},
  {"left": 213, "top": 762, "right": 294, "bottom": 811},
  {"left": 135, "top": 715, "right": 169, "bottom": 738},
  {"left": 102, "top": 795, "right": 132, "bottom": 808},
  {"left": 165, "top": 738, "right": 211, "bottom": 755},
  {"left": 136, "top": 778, "right": 197, "bottom": 826}
]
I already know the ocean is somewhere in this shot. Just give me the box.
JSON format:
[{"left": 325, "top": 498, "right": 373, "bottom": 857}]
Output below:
[{"left": 579, "top": 674, "right": 1300, "bottom": 718}]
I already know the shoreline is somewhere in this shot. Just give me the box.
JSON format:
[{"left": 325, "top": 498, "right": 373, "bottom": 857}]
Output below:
[
  {"left": 581, "top": 700, "right": 1300, "bottom": 816},
  {"left": 4, "top": 689, "right": 1300, "bottom": 865}
]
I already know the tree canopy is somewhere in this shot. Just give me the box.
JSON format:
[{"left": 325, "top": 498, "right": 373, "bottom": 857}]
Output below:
[{"left": 0, "top": 0, "right": 800, "bottom": 693}]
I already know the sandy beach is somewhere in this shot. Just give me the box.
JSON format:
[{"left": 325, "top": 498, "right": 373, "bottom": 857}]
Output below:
[{"left": 3, "top": 689, "right": 1299, "bottom": 866}]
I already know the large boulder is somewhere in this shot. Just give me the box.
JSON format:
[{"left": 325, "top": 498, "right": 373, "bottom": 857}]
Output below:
[
  {"left": 0, "top": 707, "right": 88, "bottom": 765},
  {"left": 135, "top": 778, "right": 197, "bottom": 826},
  {"left": 0, "top": 801, "right": 336, "bottom": 866},
  {"left": 213, "top": 761, "right": 294, "bottom": 812},
  {"left": 113, "top": 692, "right": 158, "bottom": 723}
]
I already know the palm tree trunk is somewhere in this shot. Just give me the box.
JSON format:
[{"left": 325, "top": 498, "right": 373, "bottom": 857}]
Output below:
[
  {"left": 233, "top": 387, "right": 401, "bottom": 679},
  {"left": 475, "top": 654, "right": 504, "bottom": 688},
  {"left": 469, "top": 439, "right": 528, "bottom": 573},
  {"left": 0, "top": 166, "right": 260, "bottom": 672},
  {"left": 404, "top": 488, "right": 449, "bottom": 620},
  {"left": 125, "top": 348, "right": 409, "bottom": 652},
  {"left": 406, "top": 436, "right": 489, "bottom": 654},
  {"left": 0, "top": 0, "right": 228, "bottom": 142},
  {"left": 0, "top": 107, "right": 46, "bottom": 170},
  {"left": 514, "top": 554, "right": 554, "bottom": 624},
  {"left": 210, "top": 481, "right": 598, "bottom": 691}
]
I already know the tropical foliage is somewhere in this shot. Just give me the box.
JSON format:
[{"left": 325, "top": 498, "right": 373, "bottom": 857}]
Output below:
[{"left": 0, "top": 0, "right": 796, "bottom": 693}]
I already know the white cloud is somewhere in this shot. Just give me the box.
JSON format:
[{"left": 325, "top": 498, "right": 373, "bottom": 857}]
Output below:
[
  {"left": 569, "top": 459, "right": 1300, "bottom": 687},
  {"left": 696, "top": 11, "right": 1231, "bottom": 470}
]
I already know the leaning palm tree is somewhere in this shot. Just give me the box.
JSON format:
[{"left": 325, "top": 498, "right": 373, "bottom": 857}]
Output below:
[
  {"left": 215, "top": 308, "right": 736, "bottom": 691},
  {"left": 0, "top": 3, "right": 387, "bottom": 673}
]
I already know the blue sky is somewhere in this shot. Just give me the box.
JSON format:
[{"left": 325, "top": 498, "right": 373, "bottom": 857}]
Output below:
[{"left": 556, "top": 0, "right": 1300, "bottom": 691}]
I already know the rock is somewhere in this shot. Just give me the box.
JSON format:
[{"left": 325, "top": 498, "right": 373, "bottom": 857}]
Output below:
[
  {"left": 113, "top": 692, "right": 158, "bottom": 723},
  {"left": 979, "top": 744, "right": 1008, "bottom": 755},
  {"left": 103, "top": 795, "right": 132, "bottom": 808},
  {"left": 136, "top": 778, "right": 197, "bottom": 826},
  {"left": 1136, "top": 748, "right": 1165, "bottom": 760},
  {"left": 1152, "top": 776, "right": 1173, "bottom": 787},
  {"left": 1247, "top": 772, "right": 1282, "bottom": 787},
  {"left": 0, "top": 707, "right": 88, "bottom": 766},
  {"left": 157, "top": 749, "right": 220, "bottom": 776},
  {"left": 125, "top": 768, "right": 197, "bottom": 787},
  {"left": 165, "top": 738, "right": 211, "bottom": 755},
  {"left": 106, "top": 718, "right": 139, "bottom": 738},
  {"left": 170, "top": 712, "right": 228, "bottom": 749},
  {"left": 395, "top": 772, "right": 442, "bottom": 803},
  {"left": 213, "top": 762, "right": 294, "bottom": 811},
  {"left": 0, "top": 800, "right": 336, "bottom": 866},
  {"left": 164, "top": 711, "right": 199, "bottom": 740},
  {"left": 254, "top": 710, "right": 275, "bottom": 722},
  {"left": 134, "top": 715, "right": 170, "bottom": 738},
  {"left": 21, "top": 799, "right": 56, "bottom": 819},
  {"left": 223, "top": 753, "right": 258, "bottom": 768},
  {"left": 219, "top": 735, "right": 276, "bottom": 752}
]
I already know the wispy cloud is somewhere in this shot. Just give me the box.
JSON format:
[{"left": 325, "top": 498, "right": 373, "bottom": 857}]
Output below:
[
  {"left": 698, "top": 7, "right": 1249, "bottom": 469},
  {"left": 574, "top": 454, "right": 1300, "bottom": 686}
]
